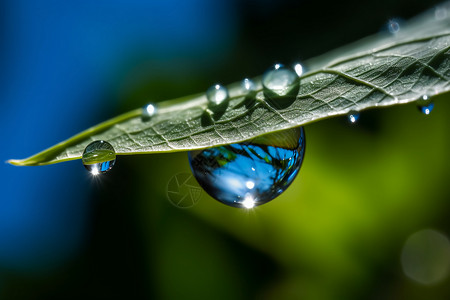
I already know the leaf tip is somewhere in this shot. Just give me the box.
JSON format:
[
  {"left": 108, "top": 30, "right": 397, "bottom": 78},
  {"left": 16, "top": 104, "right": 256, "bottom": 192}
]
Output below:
[{"left": 7, "top": 159, "right": 26, "bottom": 166}]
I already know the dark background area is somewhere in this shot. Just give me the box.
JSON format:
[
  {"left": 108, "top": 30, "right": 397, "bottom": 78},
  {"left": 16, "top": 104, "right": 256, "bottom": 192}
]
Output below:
[{"left": 0, "top": 0, "right": 449, "bottom": 299}]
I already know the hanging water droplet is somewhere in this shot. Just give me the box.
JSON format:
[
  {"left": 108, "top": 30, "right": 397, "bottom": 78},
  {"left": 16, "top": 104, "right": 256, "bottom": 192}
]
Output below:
[
  {"left": 142, "top": 103, "right": 157, "bottom": 121},
  {"left": 387, "top": 19, "right": 401, "bottom": 34},
  {"left": 241, "top": 78, "right": 256, "bottom": 93},
  {"left": 206, "top": 84, "right": 229, "bottom": 105},
  {"left": 82, "top": 140, "right": 116, "bottom": 175},
  {"left": 417, "top": 95, "right": 434, "bottom": 115},
  {"left": 188, "top": 127, "right": 306, "bottom": 208},
  {"left": 262, "top": 63, "right": 298, "bottom": 97},
  {"left": 348, "top": 111, "right": 360, "bottom": 123},
  {"left": 293, "top": 62, "right": 304, "bottom": 77}
]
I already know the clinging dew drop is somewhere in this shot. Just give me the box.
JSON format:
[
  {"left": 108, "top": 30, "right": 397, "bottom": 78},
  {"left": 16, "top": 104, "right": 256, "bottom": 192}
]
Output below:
[
  {"left": 241, "top": 78, "right": 256, "bottom": 93},
  {"left": 142, "top": 103, "right": 157, "bottom": 121},
  {"left": 417, "top": 95, "right": 434, "bottom": 115},
  {"left": 387, "top": 19, "right": 401, "bottom": 34},
  {"left": 82, "top": 140, "right": 116, "bottom": 175},
  {"left": 262, "top": 63, "right": 298, "bottom": 97},
  {"left": 188, "top": 127, "right": 306, "bottom": 208},
  {"left": 206, "top": 84, "right": 229, "bottom": 105},
  {"left": 348, "top": 111, "right": 360, "bottom": 123},
  {"left": 293, "top": 62, "right": 304, "bottom": 77}
]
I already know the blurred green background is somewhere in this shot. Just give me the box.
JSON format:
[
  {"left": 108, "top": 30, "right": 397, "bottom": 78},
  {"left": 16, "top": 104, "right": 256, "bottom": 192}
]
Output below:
[{"left": 1, "top": 0, "right": 449, "bottom": 299}]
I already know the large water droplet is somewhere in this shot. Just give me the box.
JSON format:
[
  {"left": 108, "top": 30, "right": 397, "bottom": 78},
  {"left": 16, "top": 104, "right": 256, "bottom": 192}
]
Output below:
[
  {"left": 417, "top": 95, "right": 434, "bottom": 115},
  {"left": 348, "top": 111, "right": 360, "bottom": 123},
  {"left": 188, "top": 127, "right": 306, "bottom": 208},
  {"left": 262, "top": 64, "right": 298, "bottom": 97},
  {"left": 206, "top": 84, "right": 229, "bottom": 105},
  {"left": 142, "top": 103, "right": 157, "bottom": 121},
  {"left": 82, "top": 140, "right": 116, "bottom": 175}
]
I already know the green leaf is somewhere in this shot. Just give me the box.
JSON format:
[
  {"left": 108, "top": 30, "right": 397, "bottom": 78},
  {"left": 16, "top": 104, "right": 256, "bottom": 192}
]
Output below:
[{"left": 9, "top": 8, "right": 450, "bottom": 166}]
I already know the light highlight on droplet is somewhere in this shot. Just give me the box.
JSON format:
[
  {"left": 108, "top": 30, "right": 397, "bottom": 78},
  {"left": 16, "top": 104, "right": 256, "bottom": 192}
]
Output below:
[
  {"left": 142, "top": 102, "right": 157, "bottom": 121},
  {"left": 348, "top": 111, "right": 360, "bottom": 123},
  {"left": 242, "top": 194, "right": 255, "bottom": 209}
]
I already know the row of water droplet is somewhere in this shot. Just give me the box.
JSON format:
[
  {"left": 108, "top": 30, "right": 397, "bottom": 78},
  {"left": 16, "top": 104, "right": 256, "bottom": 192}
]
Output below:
[{"left": 82, "top": 59, "right": 435, "bottom": 209}]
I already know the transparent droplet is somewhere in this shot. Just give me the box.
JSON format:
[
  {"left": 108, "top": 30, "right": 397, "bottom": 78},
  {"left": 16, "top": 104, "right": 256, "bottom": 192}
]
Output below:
[
  {"left": 348, "top": 111, "right": 360, "bottom": 123},
  {"left": 387, "top": 19, "right": 401, "bottom": 34},
  {"left": 262, "top": 64, "right": 299, "bottom": 98},
  {"left": 188, "top": 127, "right": 306, "bottom": 208},
  {"left": 401, "top": 229, "right": 450, "bottom": 285},
  {"left": 241, "top": 78, "right": 256, "bottom": 93},
  {"left": 142, "top": 103, "right": 157, "bottom": 121},
  {"left": 82, "top": 140, "right": 116, "bottom": 175},
  {"left": 293, "top": 62, "right": 304, "bottom": 77},
  {"left": 417, "top": 95, "right": 434, "bottom": 115},
  {"left": 206, "top": 84, "right": 229, "bottom": 105}
]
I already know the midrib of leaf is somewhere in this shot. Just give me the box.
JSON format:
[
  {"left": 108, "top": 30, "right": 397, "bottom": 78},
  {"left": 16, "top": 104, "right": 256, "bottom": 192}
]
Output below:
[{"left": 8, "top": 7, "right": 450, "bottom": 166}]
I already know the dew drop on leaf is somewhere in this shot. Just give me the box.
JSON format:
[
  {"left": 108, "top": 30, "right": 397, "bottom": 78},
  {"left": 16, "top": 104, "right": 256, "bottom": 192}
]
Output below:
[
  {"left": 293, "top": 62, "right": 304, "bottom": 77},
  {"left": 262, "top": 63, "right": 298, "bottom": 98},
  {"left": 348, "top": 111, "right": 360, "bottom": 123},
  {"left": 142, "top": 103, "right": 157, "bottom": 121},
  {"left": 206, "top": 84, "right": 229, "bottom": 105},
  {"left": 241, "top": 78, "right": 256, "bottom": 93},
  {"left": 417, "top": 95, "right": 434, "bottom": 115},
  {"left": 387, "top": 19, "right": 401, "bottom": 34},
  {"left": 188, "top": 127, "right": 306, "bottom": 208},
  {"left": 82, "top": 140, "right": 116, "bottom": 175}
]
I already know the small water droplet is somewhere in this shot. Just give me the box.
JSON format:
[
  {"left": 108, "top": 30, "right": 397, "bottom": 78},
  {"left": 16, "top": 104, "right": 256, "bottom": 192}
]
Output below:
[
  {"left": 262, "top": 64, "right": 298, "bottom": 98},
  {"left": 82, "top": 140, "right": 116, "bottom": 175},
  {"left": 188, "top": 127, "right": 306, "bottom": 208},
  {"left": 293, "top": 62, "right": 304, "bottom": 77},
  {"left": 142, "top": 103, "right": 157, "bottom": 121},
  {"left": 348, "top": 111, "right": 360, "bottom": 123},
  {"left": 206, "top": 84, "right": 229, "bottom": 105},
  {"left": 387, "top": 19, "right": 401, "bottom": 34},
  {"left": 417, "top": 95, "right": 434, "bottom": 115},
  {"left": 241, "top": 78, "right": 256, "bottom": 93}
]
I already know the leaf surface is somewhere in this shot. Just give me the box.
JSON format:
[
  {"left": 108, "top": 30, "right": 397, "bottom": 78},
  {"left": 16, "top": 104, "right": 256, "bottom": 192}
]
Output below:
[{"left": 9, "top": 8, "right": 450, "bottom": 166}]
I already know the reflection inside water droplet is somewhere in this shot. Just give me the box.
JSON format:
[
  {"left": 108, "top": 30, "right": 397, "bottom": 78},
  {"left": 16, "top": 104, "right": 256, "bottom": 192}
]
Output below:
[
  {"left": 206, "top": 84, "right": 229, "bottom": 105},
  {"left": 188, "top": 127, "right": 306, "bottom": 208},
  {"left": 417, "top": 95, "right": 434, "bottom": 115},
  {"left": 82, "top": 140, "right": 116, "bottom": 175}
]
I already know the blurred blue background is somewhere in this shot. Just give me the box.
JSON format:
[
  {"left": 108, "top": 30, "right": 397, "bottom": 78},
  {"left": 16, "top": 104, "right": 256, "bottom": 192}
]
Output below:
[
  {"left": 0, "top": 0, "right": 235, "bottom": 279},
  {"left": 0, "top": 0, "right": 448, "bottom": 299}
]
